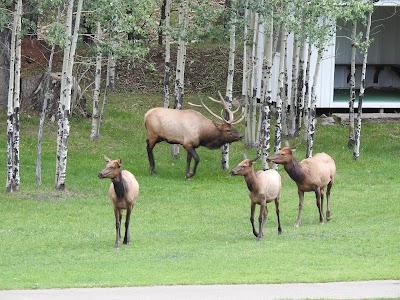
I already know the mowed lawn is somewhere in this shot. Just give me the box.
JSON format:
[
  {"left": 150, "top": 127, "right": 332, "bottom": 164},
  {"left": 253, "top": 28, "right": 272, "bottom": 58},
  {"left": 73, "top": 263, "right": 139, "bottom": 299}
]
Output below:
[{"left": 0, "top": 92, "right": 399, "bottom": 290}]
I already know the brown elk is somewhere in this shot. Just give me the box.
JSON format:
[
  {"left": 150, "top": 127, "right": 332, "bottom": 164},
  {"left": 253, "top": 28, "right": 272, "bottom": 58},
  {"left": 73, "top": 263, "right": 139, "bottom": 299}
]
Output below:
[
  {"left": 145, "top": 94, "right": 244, "bottom": 179},
  {"left": 98, "top": 156, "right": 139, "bottom": 248},
  {"left": 230, "top": 154, "right": 282, "bottom": 240},
  {"left": 267, "top": 145, "right": 336, "bottom": 227}
]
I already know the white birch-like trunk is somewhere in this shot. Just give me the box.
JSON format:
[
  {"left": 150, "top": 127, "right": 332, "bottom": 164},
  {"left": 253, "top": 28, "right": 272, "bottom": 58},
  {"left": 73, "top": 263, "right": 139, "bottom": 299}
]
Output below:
[
  {"left": 281, "top": 28, "right": 289, "bottom": 139},
  {"left": 90, "top": 22, "right": 102, "bottom": 141},
  {"left": 348, "top": 21, "right": 357, "bottom": 148},
  {"left": 255, "top": 18, "right": 265, "bottom": 144},
  {"left": 354, "top": 11, "right": 372, "bottom": 160},
  {"left": 250, "top": 11, "right": 259, "bottom": 148},
  {"left": 306, "top": 50, "right": 322, "bottom": 158},
  {"left": 295, "top": 43, "right": 306, "bottom": 136},
  {"left": 6, "top": 0, "right": 22, "bottom": 192},
  {"left": 289, "top": 37, "right": 299, "bottom": 137},
  {"left": 242, "top": 0, "right": 251, "bottom": 147},
  {"left": 303, "top": 43, "right": 312, "bottom": 142},
  {"left": 163, "top": 0, "right": 171, "bottom": 108},
  {"left": 259, "top": 17, "right": 273, "bottom": 171},
  {"left": 171, "top": 0, "right": 188, "bottom": 157},
  {"left": 273, "top": 25, "right": 287, "bottom": 170},
  {"left": 96, "top": 53, "right": 112, "bottom": 138},
  {"left": 221, "top": 8, "right": 236, "bottom": 170},
  {"left": 55, "top": 0, "right": 83, "bottom": 190}
]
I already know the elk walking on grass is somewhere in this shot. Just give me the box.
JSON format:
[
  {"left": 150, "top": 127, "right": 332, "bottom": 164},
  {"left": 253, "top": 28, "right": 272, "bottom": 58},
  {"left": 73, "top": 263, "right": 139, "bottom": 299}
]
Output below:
[
  {"left": 98, "top": 156, "right": 139, "bottom": 248},
  {"left": 145, "top": 93, "right": 244, "bottom": 179},
  {"left": 267, "top": 144, "right": 336, "bottom": 227},
  {"left": 230, "top": 154, "right": 282, "bottom": 240}
]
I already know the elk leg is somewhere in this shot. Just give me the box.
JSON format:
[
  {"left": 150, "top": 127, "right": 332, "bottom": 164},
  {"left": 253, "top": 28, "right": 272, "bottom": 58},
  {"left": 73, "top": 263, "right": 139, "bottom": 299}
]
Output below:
[
  {"left": 326, "top": 181, "right": 333, "bottom": 221},
  {"left": 257, "top": 203, "right": 267, "bottom": 241},
  {"left": 295, "top": 189, "right": 304, "bottom": 227},
  {"left": 185, "top": 147, "right": 200, "bottom": 179},
  {"left": 123, "top": 206, "right": 132, "bottom": 245},
  {"left": 315, "top": 189, "right": 324, "bottom": 225},
  {"left": 275, "top": 197, "right": 282, "bottom": 235},
  {"left": 119, "top": 210, "right": 122, "bottom": 239},
  {"left": 114, "top": 208, "right": 121, "bottom": 249},
  {"left": 146, "top": 139, "right": 157, "bottom": 175},
  {"left": 250, "top": 202, "right": 258, "bottom": 237}
]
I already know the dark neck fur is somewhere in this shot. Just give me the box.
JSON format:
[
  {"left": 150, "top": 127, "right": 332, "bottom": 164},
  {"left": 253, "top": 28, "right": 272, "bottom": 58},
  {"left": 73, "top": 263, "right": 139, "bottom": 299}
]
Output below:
[
  {"left": 284, "top": 159, "right": 306, "bottom": 184},
  {"left": 244, "top": 169, "right": 257, "bottom": 192},
  {"left": 112, "top": 173, "right": 126, "bottom": 199}
]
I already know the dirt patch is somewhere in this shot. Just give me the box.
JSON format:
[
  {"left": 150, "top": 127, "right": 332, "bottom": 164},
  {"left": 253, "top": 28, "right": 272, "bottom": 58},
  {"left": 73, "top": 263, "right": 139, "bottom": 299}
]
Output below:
[{"left": 21, "top": 39, "right": 243, "bottom": 96}]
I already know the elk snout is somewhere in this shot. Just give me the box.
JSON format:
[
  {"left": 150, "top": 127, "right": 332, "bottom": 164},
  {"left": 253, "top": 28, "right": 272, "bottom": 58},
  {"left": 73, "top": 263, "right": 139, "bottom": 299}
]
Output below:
[{"left": 98, "top": 172, "right": 105, "bottom": 179}]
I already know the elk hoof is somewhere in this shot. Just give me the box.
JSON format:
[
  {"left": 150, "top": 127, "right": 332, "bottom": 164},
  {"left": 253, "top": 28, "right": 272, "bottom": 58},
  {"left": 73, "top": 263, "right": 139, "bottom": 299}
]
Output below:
[
  {"left": 114, "top": 244, "right": 120, "bottom": 249},
  {"left": 294, "top": 223, "right": 300, "bottom": 228},
  {"left": 185, "top": 172, "right": 194, "bottom": 179},
  {"left": 256, "top": 235, "right": 263, "bottom": 241},
  {"left": 326, "top": 211, "right": 331, "bottom": 221},
  {"left": 278, "top": 229, "right": 282, "bottom": 235}
]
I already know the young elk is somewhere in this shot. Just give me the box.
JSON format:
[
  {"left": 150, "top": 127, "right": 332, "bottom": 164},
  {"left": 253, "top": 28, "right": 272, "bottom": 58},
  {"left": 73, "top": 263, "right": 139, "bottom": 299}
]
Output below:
[
  {"left": 98, "top": 156, "right": 139, "bottom": 248},
  {"left": 267, "top": 145, "right": 336, "bottom": 227},
  {"left": 145, "top": 92, "right": 244, "bottom": 179},
  {"left": 230, "top": 154, "right": 282, "bottom": 241}
]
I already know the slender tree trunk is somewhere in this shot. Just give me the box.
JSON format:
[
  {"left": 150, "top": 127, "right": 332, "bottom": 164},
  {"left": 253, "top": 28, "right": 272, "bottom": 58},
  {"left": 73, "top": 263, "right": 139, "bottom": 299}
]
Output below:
[
  {"left": 158, "top": 0, "right": 167, "bottom": 46},
  {"left": 303, "top": 43, "right": 312, "bottom": 142},
  {"left": 273, "top": 25, "right": 287, "bottom": 170},
  {"left": 242, "top": 0, "right": 251, "bottom": 148},
  {"left": 289, "top": 37, "right": 299, "bottom": 137},
  {"left": 306, "top": 49, "right": 323, "bottom": 158},
  {"left": 163, "top": 0, "right": 171, "bottom": 108},
  {"left": 354, "top": 11, "right": 372, "bottom": 160},
  {"left": 255, "top": 16, "right": 265, "bottom": 145},
  {"left": 348, "top": 20, "right": 357, "bottom": 148},
  {"left": 221, "top": 5, "right": 236, "bottom": 170},
  {"left": 6, "top": 0, "right": 22, "bottom": 192},
  {"left": 259, "top": 16, "right": 273, "bottom": 171},
  {"left": 55, "top": 0, "right": 83, "bottom": 190},
  {"left": 90, "top": 22, "right": 102, "bottom": 141},
  {"left": 171, "top": 0, "right": 188, "bottom": 157},
  {"left": 281, "top": 28, "right": 289, "bottom": 140},
  {"left": 249, "top": 10, "right": 258, "bottom": 148},
  {"left": 295, "top": 42, "right": 305, "bottom": 136}
]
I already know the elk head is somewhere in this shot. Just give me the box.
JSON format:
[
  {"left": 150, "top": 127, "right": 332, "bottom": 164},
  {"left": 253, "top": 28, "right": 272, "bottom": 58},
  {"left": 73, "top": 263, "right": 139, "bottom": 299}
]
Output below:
[
  {"left": 230, "top": 154, "right": 259, "bottom": 176},
  {"left": 98, "top": 156, "right": 122, "bottom": 179},
  {"left": 267, "top": 144, "right": 300, "bottom": 165}
]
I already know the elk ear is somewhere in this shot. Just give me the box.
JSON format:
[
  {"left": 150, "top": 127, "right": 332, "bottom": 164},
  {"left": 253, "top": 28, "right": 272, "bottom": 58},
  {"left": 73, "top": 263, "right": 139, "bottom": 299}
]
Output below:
[
  {"left": 104, "top": 155, "right": 111, "bottom": 162},
  {"left": 251, "top": 156, "right": 260, "bottom": 163},
  {"left": 117, "top": 159, "right": 122, "bottom": 167},
  {"left": 242, "top": 153, "right": 247, "bottom": 160},
  {"left": 291, "top": 143, "right": 301, "bottom": 152}
]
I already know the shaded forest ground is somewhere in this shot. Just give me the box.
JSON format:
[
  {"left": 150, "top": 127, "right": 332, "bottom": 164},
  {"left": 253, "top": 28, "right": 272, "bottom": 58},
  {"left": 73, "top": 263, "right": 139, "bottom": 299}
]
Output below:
[{"left": 20, "top": 39, "right": 243, "bottom": 109}]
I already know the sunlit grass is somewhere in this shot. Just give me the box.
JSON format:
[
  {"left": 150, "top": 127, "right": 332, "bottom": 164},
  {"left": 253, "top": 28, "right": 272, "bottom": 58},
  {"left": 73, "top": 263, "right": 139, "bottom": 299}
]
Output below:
[{"left": 0, "top": 92, "right": 399, "bottom": 289}]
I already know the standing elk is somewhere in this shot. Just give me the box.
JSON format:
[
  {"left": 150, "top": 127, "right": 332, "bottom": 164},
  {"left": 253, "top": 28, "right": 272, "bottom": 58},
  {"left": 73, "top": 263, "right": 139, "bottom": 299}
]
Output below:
[
  {"left": 144, "top": 93, "right": 244, "bottom": 179},
  {"left": 230, "top": 154, "right": 282, "bottom": 240},
  {"left": 267, "top": 144, "right": 336, "bottom": 227},
  {"left": 98, "top": 156, "right": 139, "bottom": 248}
]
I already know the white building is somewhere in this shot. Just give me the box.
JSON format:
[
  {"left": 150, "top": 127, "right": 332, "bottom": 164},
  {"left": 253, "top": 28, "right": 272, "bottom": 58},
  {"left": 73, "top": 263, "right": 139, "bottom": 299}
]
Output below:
[{"left": 318, "top": 0, "right": 400, "bottom": 109}]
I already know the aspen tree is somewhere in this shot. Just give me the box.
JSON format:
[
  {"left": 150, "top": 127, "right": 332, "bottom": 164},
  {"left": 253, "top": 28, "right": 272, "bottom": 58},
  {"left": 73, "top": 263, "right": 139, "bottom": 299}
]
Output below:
[
  {"left": 6, "top": 0, "right": 22, "bottom": 192},
  {"left": 55, "top": 0, "right": 83, "bottom": 190},
  {"left": 171, "top": 0, "right": 189, "bottom": 158},
  {"left": 221, "top": 1, "right": 236, "bottom": 170},
  {"left": 354, "top": 9, "right": 372, "bottom": 160},
  {"left": 163, "top": 0, "right": 171, "bottom": 108},
  {"left": 90, "top": 22, "right": 102, "bottom": 141},
  {"left": 348, "top": 21, "right": 357, "bottom": 148}
]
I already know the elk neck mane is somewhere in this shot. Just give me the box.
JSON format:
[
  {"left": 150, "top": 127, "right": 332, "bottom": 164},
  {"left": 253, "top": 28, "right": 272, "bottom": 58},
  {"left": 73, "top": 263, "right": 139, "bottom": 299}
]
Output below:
[
  {"left": 112, "top": 173, "right": 127, "bottom": 199},
  {"left": 284, "top": 158, "right": 306, "bottom": 184}
]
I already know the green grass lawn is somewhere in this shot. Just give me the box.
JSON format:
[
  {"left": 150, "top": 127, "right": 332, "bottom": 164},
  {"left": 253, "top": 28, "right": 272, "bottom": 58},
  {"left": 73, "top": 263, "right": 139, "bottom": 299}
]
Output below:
[{"left": 0, "top": 92, "right": 399, "bottom": 290}]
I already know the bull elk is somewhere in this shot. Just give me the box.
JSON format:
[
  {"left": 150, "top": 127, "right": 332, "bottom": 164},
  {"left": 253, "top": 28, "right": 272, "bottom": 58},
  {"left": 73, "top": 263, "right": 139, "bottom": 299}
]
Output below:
[
  {"left": 267, "top": 145, "right": 336, "bottom": 227},
  {"left": 230, "top": 154, "right": 282, "bottom": 240},
  {"left": 145, "top": 93, "right": 244, "bottom": 179},
  {"left": 98, "top": 156, "right": 139, "bottom": 248}
]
